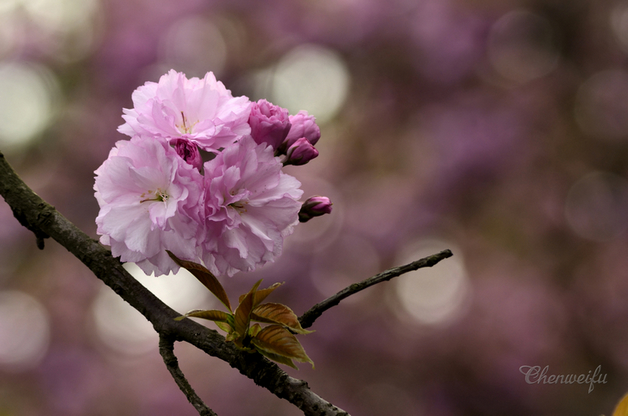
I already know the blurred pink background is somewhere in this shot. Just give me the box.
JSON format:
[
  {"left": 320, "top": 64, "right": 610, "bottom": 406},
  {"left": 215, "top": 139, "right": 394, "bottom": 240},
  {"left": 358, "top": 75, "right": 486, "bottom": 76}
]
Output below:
[{"left": 2, "top": 0, "right": 628, "bottom": 415}]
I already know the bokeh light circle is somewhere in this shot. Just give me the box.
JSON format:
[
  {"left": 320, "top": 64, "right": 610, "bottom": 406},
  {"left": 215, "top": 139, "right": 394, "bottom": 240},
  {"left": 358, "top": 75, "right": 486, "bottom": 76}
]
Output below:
[
  {"left": 91, "top": 284, "right": 155, "bottom": 355},
  {"left": 0, "top": 62, "right": 57, "bottom": 150},
  {"left": 271, "top": 44, "right": 350, "bottom": 124},
  {"left": 574, "top": 70, "right": 628, "bottom": 141},
  {"left": 91, "top": 263, "right": 212, "bottom": 356},
  {"left": 0, "top": 0, "right": 101, "bottom": 63},
  {"left": 0, "top": 290, "right": 50, "bottom": 371},
  {"left": 391, "top": 240, "right": 470, "bottom": 326},
  {"left": 487, "top": 10, "right": 559, "bottom": 83},
  {"left": 0, "top": 12, "right": 16, "bottom": 58},
  {"left": 160, "top": 16, "right": 228, "bottom": 78},
  {"left": 22, "top": 0, "right": 99, "bottom": 33},
  {"left": 611, "top": 4, "right": 628, "bottom": 53},
  {"left": 565, "top": 171, "right": 628, "bottom": 242}
]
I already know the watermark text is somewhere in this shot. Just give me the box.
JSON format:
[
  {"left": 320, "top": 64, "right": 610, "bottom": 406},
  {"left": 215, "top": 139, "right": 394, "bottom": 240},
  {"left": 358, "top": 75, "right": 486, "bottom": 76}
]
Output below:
[{"left": 519, "top": 365, "right": 607, "bottom": 393}]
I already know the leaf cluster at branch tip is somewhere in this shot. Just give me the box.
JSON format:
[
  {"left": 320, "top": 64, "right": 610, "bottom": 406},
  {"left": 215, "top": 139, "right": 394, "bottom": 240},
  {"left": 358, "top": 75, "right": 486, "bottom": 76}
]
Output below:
[{"left": 168, "top": 251, "right": 314, "bottom": 369}]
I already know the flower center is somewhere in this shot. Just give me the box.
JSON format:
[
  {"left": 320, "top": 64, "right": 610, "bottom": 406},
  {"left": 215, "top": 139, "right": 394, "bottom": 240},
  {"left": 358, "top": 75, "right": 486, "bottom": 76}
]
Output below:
[
  {"left": 229, "top": 200, "right": 247, "bottom": 214},
  {"left": 176, "top": 111, "right": 198, "bottom": 135},
  {"left": 140, "top": 188, "right": 169, "bottom": 203}
]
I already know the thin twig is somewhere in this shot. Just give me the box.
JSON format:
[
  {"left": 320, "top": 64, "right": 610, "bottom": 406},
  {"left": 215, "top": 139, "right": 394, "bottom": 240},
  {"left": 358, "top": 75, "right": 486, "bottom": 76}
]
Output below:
[
  {"left": 159, "top": 335, "right": 217, "bottom": 416},
  {"left": 298, "top": 249, "right": 453, "bottom": 328}
]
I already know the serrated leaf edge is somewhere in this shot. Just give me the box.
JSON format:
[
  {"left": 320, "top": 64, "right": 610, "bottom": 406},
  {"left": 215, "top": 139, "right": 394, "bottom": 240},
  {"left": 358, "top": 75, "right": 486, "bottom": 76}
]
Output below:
[
  {"left": 251, "top": 303, "right": 315, "bottom": 334},
  {"left": 250, "top": 325, "right": 314, "bottom": 368}
]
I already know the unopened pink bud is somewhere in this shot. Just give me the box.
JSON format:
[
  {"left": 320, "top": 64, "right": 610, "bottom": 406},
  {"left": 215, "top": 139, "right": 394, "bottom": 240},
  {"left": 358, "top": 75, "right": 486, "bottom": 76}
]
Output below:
[
  {"left": 171, "top": 138, "right": 203, "bottom": 171},
  {"left": 299, "top": 196, "right": 332, "bottom": 222},
  {"left": 284, "top": 137, "right": 319, "bottom": 166},
  {"left": 285, "top": 110, "right": 321, "bottom": 148},
  {"left": 248, "top": 99, "right": 292, "bottom": 150}
]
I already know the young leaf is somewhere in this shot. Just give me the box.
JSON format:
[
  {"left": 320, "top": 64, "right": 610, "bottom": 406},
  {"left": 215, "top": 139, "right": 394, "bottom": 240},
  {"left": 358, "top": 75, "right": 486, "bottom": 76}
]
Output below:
[
  {"left": 166, "top": 251, "right": 232, "bottom": 312},
  {"left": 234, "top": 292, "right": 254, "bottom": 345},
  {"left": 226, "top": 331, "right": 240, "bottom": 343},
  {"left": 177, "top": 309, "right": 232, "bottom": 324},
  {"left": 250, "top": 324, "right": 314, "bottom": 368},
  {"left": 252, "top": 303, "right": 314, "bottom": 334},
  {"left": 249, "top": 323, "right": 262, "bottom": 338},
  {"left": 215, "top": 321, "right": 233, "bottom": 334},
  {"left": 237, "top": 281, "right": 283, "bottom": 308},
  {"left": 252, "top": 282, "right": 283, "bottom": 308},
  {"left": 233, "top": 280, "right": 264, "bottom": 345}
]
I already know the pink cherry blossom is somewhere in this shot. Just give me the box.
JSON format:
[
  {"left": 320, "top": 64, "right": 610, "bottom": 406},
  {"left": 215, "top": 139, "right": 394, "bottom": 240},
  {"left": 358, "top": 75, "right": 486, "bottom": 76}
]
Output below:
[
  {"left": 118, "top": 70, "right": 252, "bottom": 153},
  {"left": 94, "top": 135, "right": 205, "bottom": 276},
  {"left": 200, "top": 136, "right": 303, "bottom": 277}
]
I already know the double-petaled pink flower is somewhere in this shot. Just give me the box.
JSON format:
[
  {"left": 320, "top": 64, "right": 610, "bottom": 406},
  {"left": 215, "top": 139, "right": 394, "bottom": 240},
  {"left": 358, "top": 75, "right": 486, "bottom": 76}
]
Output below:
[
  {"left": 118, "top": 69, "right": 252, "bottom": 154},
  {"left": 94, "top": 135, "right": 205, "bottom": 276},
  {"left": 200, "top": 136, "right": 303, "bottom": 277}
]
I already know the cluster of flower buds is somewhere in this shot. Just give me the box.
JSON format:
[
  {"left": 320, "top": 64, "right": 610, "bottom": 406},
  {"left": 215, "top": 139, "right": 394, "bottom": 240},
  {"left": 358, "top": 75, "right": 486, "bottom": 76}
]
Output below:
[
  {"left": 249, "top": 100, "right": 321, "bottom": 166},
  {"left": 94, "top": 70, "right": 331, "bottom": 277}
]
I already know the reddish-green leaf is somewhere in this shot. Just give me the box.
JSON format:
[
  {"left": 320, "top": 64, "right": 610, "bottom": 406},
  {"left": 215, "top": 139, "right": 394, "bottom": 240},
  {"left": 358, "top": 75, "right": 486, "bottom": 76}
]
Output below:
[
  {"left": 233, "top": 280, "right": 263, "bottom": 344},
  {"left": 167, "top": 251, "right": 232, "bottom": 311},
  {"left": 176, "top": 309, "right": 232, "bottom": 323},
  {"left": 234, "top": 292, "right": 254, "bottom": 341},
  {"left": 215, "top": 321, "right": 233, "bottom": 334},
  {"left": 252, "top": 303, "right": 314, "bottom": 334},
  {"left": 237, "top": 282, "right": 283, "bottom": 308},
  {"left": 250, "top": 324, "right": 314, "bottom": 368},
  {"left": 226, "top": 331, "right": 239, "bottom": 343},
  {"left": 252, "top": 282, "right": 283, "bottom": 308},
  {"left": 249, "top": 323, "right": 262, "bottom": 338}
]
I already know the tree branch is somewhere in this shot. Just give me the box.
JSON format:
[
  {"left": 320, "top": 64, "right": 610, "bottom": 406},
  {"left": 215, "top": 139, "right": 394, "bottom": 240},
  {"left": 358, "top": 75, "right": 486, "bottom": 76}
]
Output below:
[
  {"left": 159, "top": 335, "right": 218, "bottom": 416},
  {"left": 298, "top": 249, "right": 453, "bottom": 329},
  {"left": 0, "top": 151, "right": 349, "bottom": 416}
]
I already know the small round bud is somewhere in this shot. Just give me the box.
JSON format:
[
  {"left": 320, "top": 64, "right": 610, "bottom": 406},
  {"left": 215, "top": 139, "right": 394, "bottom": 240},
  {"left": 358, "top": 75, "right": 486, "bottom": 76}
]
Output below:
[
  {"left": 284, "top": 138, "right": 319, "bottom": 166},
  {"left": 171, "top": 138, "right": 203, "bottom": 171},
  {"left": 298, "top": 196, "right": 332, "bottom": 222},
  {"left": 285, "top": 110, "right": 321, "bottom": 147},
  {"left": 248, "top": 99, "right": 292, "bottom": 150}
]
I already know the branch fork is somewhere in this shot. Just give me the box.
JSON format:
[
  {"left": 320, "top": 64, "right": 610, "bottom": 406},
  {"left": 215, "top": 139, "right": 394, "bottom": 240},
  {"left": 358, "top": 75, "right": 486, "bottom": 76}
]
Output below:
[{"left": 0, "top": 151, "right": 452, "bottom": 416}]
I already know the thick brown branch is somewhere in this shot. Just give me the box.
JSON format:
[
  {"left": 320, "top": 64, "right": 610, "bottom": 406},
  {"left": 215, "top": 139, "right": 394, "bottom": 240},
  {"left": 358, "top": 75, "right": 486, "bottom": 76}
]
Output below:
[
  {"left": 0, "top": 151, "right": 349, "bottom": 416},
  {"left": 159, "top": 335, "right": 218, "bottom": 416},
  {"left": 298, "top": 249, "right": 453, "bottom": 329}
]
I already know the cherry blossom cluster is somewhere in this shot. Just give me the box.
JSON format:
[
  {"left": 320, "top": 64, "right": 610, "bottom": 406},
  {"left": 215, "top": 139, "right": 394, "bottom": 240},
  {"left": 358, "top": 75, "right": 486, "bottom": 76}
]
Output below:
[{"left": 94, "top": 70, "right": 331, "bottom": 277}]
